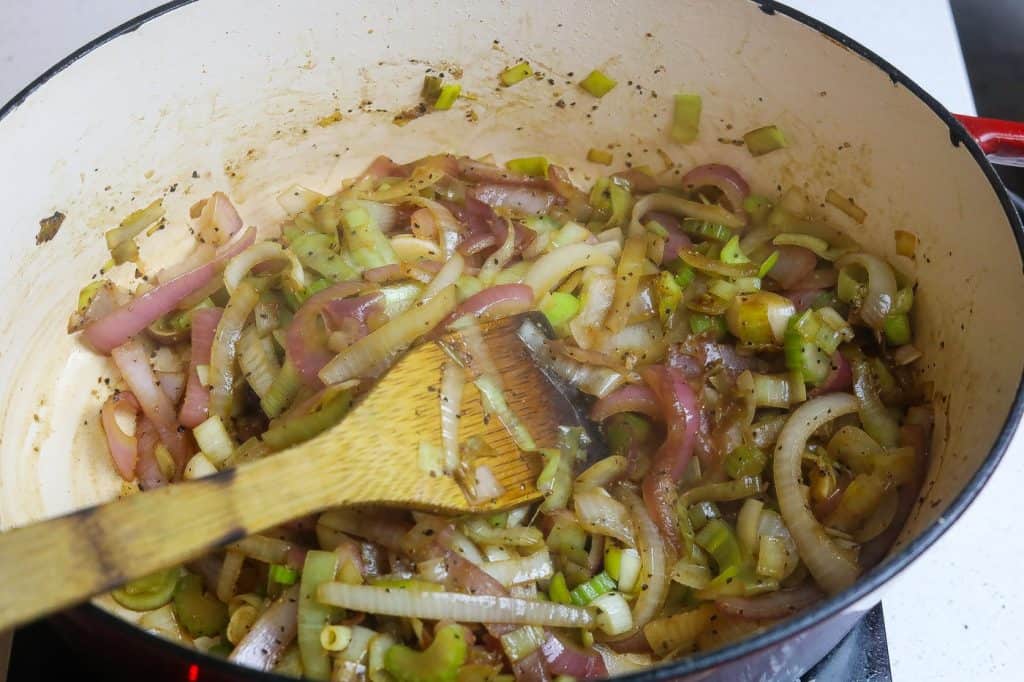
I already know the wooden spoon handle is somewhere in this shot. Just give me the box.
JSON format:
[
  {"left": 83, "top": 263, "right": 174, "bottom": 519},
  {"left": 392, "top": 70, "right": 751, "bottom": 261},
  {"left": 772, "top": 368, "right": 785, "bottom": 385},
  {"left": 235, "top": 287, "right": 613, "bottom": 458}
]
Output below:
[{"left": 0, "top": 441, "right": 347, "bottom": 630}]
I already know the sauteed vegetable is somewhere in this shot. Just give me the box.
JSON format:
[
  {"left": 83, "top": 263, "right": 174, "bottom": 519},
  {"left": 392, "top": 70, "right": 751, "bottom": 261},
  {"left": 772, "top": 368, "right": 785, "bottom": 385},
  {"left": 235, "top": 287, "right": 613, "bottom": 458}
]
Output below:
[{"left": 71, "top": 138, "right": 929, "bottom": 679}]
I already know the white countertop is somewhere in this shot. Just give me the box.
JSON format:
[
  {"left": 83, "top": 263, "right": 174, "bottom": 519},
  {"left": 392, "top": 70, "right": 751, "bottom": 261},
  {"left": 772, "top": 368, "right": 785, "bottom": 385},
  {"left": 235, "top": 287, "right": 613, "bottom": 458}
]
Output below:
[{"left": 1, "top": 2, "right": 1017, "bottom": 681}]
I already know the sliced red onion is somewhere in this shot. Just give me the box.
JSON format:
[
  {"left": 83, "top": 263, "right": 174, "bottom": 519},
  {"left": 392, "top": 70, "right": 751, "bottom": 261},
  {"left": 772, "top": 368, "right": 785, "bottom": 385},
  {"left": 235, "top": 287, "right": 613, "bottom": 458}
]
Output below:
[
  {"left": 644, "top": 212, "right": 693, "bottom": 264},
  {"left": 470, "top": 184, "right": 558, "bottom": 216},
  {"left": 178, "top": 307, "right": 223, "bottom": 428},
  {"left": 359, "top": 155, "right": 410, "bottom": 181},
  {"left": 612, "top": 169, "right": 660, "bottom": 194},
  {"left": 541, "top": 633, "right": 608, "bottom": 680},
  {"left": 639, "top": 365, "right": 700, "bottom": 552},
  {"left": 318, "top": 508, "right": 413, "bottom": 553},
  {"left": 452, "top": 284, "right": 535, "bottom": 322},
  {"left": 322, "top": 292, "right": 384, "bottom": 332},
  {"left": 111, "top": 338, "right": 193, "bottom": 472},
  {"left": 810, "top": 352, "right": 852, "bottom": 396},
  {"left": 134, "top": 416, "right": 168, "bottom": 490},
  {"left": 512, "top": 650, "right": 553, "bottom": 682},
  {"left": 668, "top": 337, "right": 756, "bottom": 380},
  {"left": 82, "top": 228, "right": 255, "bottom": 354},
  {"left": 716, "top": 584, "right": 823, "bottom": 619},
  {"left": 590, "top": 384, "right": 660, "bottom": 422},
  {"left": 459, "top": 231, "right": 499, "bottom": 256},
  {"left": 680, "top": 164, "right": 750, "bottom": 214},
  {"left": 456, "top": 157, "right": 547, "bottom": 187},
  {"left": 285, "top": 282, "right": 375, "bottom": 387},
  {"left": 100, "top": 392, "right": 140, "bottom": 481},
  {"left": 767, "top": 245, "right": 818, "bottom": 290},
  {"left": 229, "top": 585, "right": 300, "bottom": 671},
  {"left": 793, "top": 268, "right": 838, "bottom": 290},
  {"left": 784, "top": 288, "right": 824, "bottom": 313}
]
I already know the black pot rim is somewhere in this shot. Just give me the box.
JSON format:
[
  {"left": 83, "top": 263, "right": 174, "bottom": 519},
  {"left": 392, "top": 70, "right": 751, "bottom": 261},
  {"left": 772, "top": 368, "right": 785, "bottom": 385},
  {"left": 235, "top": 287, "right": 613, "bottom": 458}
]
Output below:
[{"left": 5, "top": 1, "right": 1022, "bottom": 680}]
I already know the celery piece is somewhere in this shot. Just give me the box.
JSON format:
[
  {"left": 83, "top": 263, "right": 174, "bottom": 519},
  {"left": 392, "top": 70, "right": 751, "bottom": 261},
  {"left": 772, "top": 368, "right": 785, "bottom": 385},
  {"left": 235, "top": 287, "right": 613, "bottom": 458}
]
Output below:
[
  {"left": 341, "top": 201, "right": 399, "bottom": 270},
  {"left": 569, "top": 572, "right": 617, "bottom": 606},
  {"left": 682, "top": 220, "right": 732, "bottom": 242},
  {"left": 172, "top": 574, "right": 228, "bottom": 638},
  {"left": 892, "top": 287, "right": 914, "bottom": 315},
  {"left": 825, "top": 189, "right": 867, "bottom": 224},
  {"left": 383, "top": 624, "right": 468, "bottom": 682},
  {"left": 587, "top": 148, "right": 614, "bottom": 165},
  {"left": 549, "top": 572, "right": 572, "bottom": 604},
  {"left": 434, "top": 83, "right": 462, "bottom": 110},
  {"left": 743, "top": 125, "right": 788, "bottom": 156},
  {"left": 671, "top": 94, "right": 702, "bottom": 144},
  {"left": 506, "top": 156, "right": 550, "bottom": 178},
  {"left": 695, "top": 519, "right": 743, "bottom": 575},
  {"left": 111, "top": 568, "right": 179, "bottom": 612},
  {"left": 500, "top": 61, "right": 533, "bottom": 86},
  {"left": 724, "top": 445, "right": 767, "bottom": 480},
  {"left": 687, "top": 501, "right": 720, "bottom": 531},
  {"left": 298, "top": 550, "right": 342, "bottom": 680},
  {"left": 743, "top": 194, "right": 774, "bottom": 224},
  {"left": 719, "top": 235, "right": 749, "bottom": 264},
  {"left": 604, "top": 546, "right": 624, "bottom": 581},
  {"left": 270, "top": 564, "right": 299, "bottom": 585},
  {"left": 673, "top": 263, "right": 696, "bottom": 290},
  {"left": 784, "top": 312, "right": 829, "bottom": 383},
  {"left": 690, "top": 313, "right": 726, "bottom": 338},
  {"left": 290, "top": 231, "right": 358, "bottom": 282},
  {"left": 262, "top": 390, "right": 353, "bottom": 451},
  {"left": 655, "top": 271, "right": 683, "bottom": 326},
  {"left": 540, "top": 288, "right": 581, "bottom": 331},
  {"left": 883, "top": 313, "right": 912, "bottom": 345},
  {"left": 757, "top": 250, "right": 780, "bottom": 279},
  {"left": 580, "top": 70, "right": 617, "bottom": 97}
]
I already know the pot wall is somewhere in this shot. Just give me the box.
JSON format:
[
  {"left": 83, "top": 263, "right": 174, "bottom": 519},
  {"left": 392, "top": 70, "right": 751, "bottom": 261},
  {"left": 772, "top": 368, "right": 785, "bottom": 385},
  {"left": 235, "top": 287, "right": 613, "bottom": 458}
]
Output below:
[{"left": 0, "top": 0, "right": 1021, "bottom": 678}]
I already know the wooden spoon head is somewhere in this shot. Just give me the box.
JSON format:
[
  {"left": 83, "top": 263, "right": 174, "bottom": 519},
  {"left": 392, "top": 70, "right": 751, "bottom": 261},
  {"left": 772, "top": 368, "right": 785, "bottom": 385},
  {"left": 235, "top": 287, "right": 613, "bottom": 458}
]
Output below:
[{"left": 339, "top": 312, "right": 598, "bottom": 514}]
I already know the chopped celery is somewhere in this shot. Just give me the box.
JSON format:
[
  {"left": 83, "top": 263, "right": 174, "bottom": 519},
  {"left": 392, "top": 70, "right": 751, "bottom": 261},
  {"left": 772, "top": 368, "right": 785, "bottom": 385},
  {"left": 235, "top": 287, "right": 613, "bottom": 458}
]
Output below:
[
  {"left": 270, "top": 564, "right": 299, "bottom": 585},
  {"left": 172, "top": 574, "right": 228, "bottom": 638},
  {"left": 707, "top": 278, "right": 738, "bottom": 302},
  {"left": 540, "top": 291, "right": 581, "bottom": 333},
  {"left": 671, "top": 94, "right": 702, "bottom": 144},
  {"left": 500, "top": 62, "right": 533, "bottom": 86},
  {"left": 569, "top": 572, "right": 617, "bottom": 606},
  {"left": 605, "top": 412, "right": 654, "bottom": 461},
  {"left": 290, "top": 232, "right": 358, "bottom": 282},
  {"left": 695, "top": 519, "right": 743, "bottom": 575},
  {"left": 298, "top": 550, "right": 341, "bottom": 680},
  {"left": 673, "top": 262, "right": 697, "bottom": 289},
  {"left": 383, "top": 624, "right": 468, "bottom": 682},
  {"left": 506, "top": 156, "right": 549, "bottom": 178},
  {"left": 341, "top": 201, "right": 399, "bottom": 270},
  {"left": 724, "top": 445, "right": 767, "bottom": 479},
  {"left": 892, "top": 287, "right": 914, "bottom": 314},
  {"left": 743, "top": 125, "right": 788, "bottom": 156},
  {"left": 587, "top": 148, "right": 614, "bottom": 165},
  {"left": 837, "top": 267, "right": 866, "bottom": 304},
  {"left": 580, "top": 70, "right": 617, "bottom": 97},
  {"left": 655, "top": 271, "right": 683, "bottom": 326},
  {"left": 719, "top": 235, "right": 750, "bottom": 264},
  {"left": 605, "top": 547, "right": 641, "bottom": 592},
  {"left": 883, "top": 313, "right": 912, "bottom": 345},
  {"left": 773, "top": 233, "right": 830, "bottom": 258},
  {"left": 687, "top": 501, "right": 720, "bottom": 531},
  {"left": 690, "top": 313, "right": 727, "bottom": 339},
  {"left": 434, "top": 83, "right": 462, "bottom": 110},
  {"left": 261, "top": 359, "right": 301, "bottom": 418},
  {"left": 825, "top": 189, "right": 867, "bottom": 224},
  {"left": 549, "top": 572, "right": 572, "bottom": 604},
  {"left": 784, "top": 312, "right": 830, "bottom": 383},
  {"left": 539, "top": 427, "right": 585, "bottom": 512},
  {"left": 743, "top": 195, "right": 774, "bottom": 224},
  {"left": 262, "top": 389, "right": 353, "bottom": 451},
  {"left": 683, "top": 220, "right": 732, "bottom": 242},
  {"left": 111, "top": 568, "right": 179, "bottom": 612}
]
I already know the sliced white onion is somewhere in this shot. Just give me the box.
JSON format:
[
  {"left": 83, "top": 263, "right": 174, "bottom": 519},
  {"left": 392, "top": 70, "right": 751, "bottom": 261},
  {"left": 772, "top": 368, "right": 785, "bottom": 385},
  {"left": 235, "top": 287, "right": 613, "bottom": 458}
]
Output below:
[
  {"left": 420, "top": 252, "right": 464, "bottom": 302},
  {"left": 614, "top": 486, "right": 668, "bottom": 635},
  {"left": 773, "top": 394, "right": 861, "bottom": 593},
  {"left": 224, "top": 241, "right": 305, "bottom": 295},
  {"left": 523, "top": 244, "right": 615, "bottom": 302},
  {"left": 629, "top": 193, "right": 744, "bottom": 237},
  {"left": 481, "top": 549, "right": 554, "bottom": 586},
  {"left": 237, "top": 326, "right": 280, "bottom": 400},
  {"left": 318, "top": 583, "right": 594, "bottom": 627},
  {"left": 835, "top": 252, "right": 897, "bottom": 330},
  {"left": 574, "top": 487, "right": 636, "bottom": 546},
  {"left": 319, "top": 285, "right": 456, "bottom": 384},
  {"left": 517, "top": 318, "right": 627, "bottom": 398},
  {"left": 479, "top": 220, "right": 518, "bottom": 286},
  {"left": 570, "top": 266, "right": 616, "bottom": 349},
  {"left": 592, "top": 593, "right": 634, "bottom": 636},
  {"left": 391, "top": 234, "right": 443, "bottom": 262},
  {"left": 440, "top": 361, "right": 465, "bottom": 473}
]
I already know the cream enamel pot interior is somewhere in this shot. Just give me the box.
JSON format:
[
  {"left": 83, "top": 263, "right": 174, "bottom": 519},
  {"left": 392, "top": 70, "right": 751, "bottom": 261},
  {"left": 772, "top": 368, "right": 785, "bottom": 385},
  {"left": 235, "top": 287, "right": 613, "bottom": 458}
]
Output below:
[{"left": 1, "top": 0, "right": 1022, "bottom": 680}]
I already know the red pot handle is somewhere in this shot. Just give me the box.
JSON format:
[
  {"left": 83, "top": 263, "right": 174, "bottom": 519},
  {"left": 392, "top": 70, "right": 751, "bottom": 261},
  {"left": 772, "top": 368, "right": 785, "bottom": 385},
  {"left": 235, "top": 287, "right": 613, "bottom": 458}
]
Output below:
[{"left": 954, "top": 114, "right": 1024, "bottom": 167}]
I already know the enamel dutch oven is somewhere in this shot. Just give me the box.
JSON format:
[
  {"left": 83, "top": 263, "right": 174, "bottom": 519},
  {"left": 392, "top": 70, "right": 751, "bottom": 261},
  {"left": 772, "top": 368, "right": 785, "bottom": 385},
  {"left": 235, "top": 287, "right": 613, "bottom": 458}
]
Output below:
[{"left": 1, "top": 1, "right": 1022, "bottom": 680}]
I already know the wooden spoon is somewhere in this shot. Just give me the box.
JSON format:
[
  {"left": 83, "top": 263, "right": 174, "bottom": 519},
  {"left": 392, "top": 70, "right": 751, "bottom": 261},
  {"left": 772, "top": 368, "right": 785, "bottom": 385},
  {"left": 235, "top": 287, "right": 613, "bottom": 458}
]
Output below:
[{"left": 0, "top": 313, "right": 596, "bottom": 630}]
